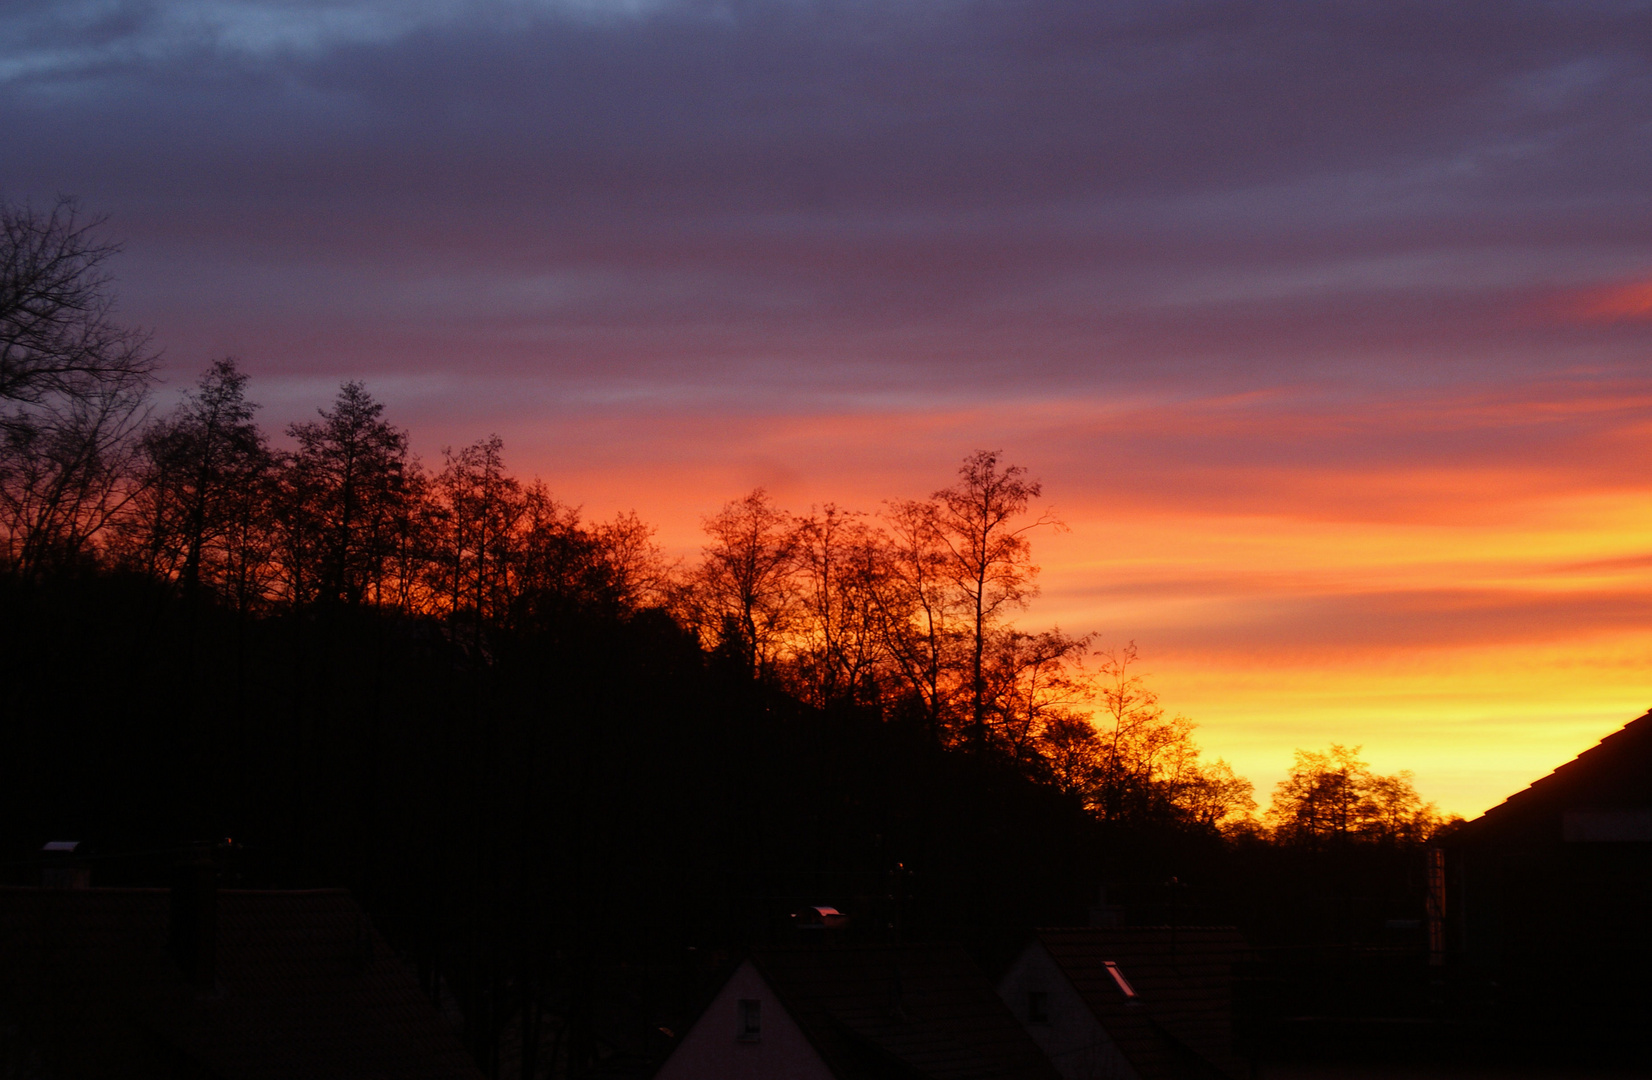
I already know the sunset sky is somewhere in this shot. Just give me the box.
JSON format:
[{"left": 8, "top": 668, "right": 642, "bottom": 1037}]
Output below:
[{"left": 6, "top": 0, "right": 1652, "bottom": 815}]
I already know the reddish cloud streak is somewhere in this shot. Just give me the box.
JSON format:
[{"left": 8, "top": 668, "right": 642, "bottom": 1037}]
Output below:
[{"left": 1573, "top": 278, "right": 1652, "bottom": 322}]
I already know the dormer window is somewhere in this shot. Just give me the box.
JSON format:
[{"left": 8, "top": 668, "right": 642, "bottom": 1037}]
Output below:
[
  {"left": 737, "top": 998, "right": 762, "bottom": 1041},
  {"left": 1027, "top": 990, "right": 1049, "bottom": 1023}
]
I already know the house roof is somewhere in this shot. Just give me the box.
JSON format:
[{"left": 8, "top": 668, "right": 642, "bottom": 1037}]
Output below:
[
  {"left": 748, "top": 943, "right": 1062, "bottom": 1080},
  {"left": 0, "top": 886, "right": 483, "bottom": 1080},
  {"left": 1033, "top": 926, "right": 1250, "bottom": 1080},
  {"left": 1460, "top": 708, "right": 1652, "bottom": 843}
]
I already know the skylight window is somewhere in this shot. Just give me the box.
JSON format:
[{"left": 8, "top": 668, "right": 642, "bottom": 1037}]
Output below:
[{"left": 1103, "top": 961, "right": 1137, "bottom": 998}]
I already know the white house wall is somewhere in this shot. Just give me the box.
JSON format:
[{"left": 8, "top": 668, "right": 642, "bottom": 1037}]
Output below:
[
  {"left": 997, "top": 943, "right": 1141, "bottom": 1080},
  {"left": 654, "top": 960, "right": 839, "bottom": 1080}
]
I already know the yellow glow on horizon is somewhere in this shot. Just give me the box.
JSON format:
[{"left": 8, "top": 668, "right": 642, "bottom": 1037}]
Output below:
[{"left": 1035, "top": 484, "right": 1652, "bottom": 818}]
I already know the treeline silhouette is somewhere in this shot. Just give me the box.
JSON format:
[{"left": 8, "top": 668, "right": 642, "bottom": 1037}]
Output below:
[
  {"left": 10, "top": 341, "right": 1272, "bottom": 835},
  {"left": 1, "top": 200, "right": 1451, "bottom": 1077}
]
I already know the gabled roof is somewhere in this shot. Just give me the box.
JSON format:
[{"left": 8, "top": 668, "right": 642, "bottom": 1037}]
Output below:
[
  {"left": 0, "top": 887, "right": 482, "bottom": 1080},
  {"left": 1462, "top": 708, "right": 1652, "bottom": 842},
  {"left": 749, "top": 943, "right": 1061, "bottom": 1080},
  {"left": 1033, "top": 927, "right": 1249, "bottom": 1080}
]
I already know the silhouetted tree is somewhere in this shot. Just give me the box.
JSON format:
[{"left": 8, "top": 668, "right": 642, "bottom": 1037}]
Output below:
[
  {"left": 1173, "top": 758, "right": 1258, "bottom": 833},
  {"left": 685, "top": 488, "right": 798, "bottom": 679},
  {"left": 929, "top": 450, "right": 1059, "bottom": 751},
  {"left": 279, "top": 382, "right": 419, "bottom": 607},
  {"left": 0, "top": 197, "right": 154, "bottom": 419},
  {"left": 122, "top": 359, "right": 273, "bottom": 600},
  {"left": 592, "top": 509, "right": 669, "bottom": 612},
  {"left": 788, "top": 504, "right": 888, "bottom": 707},
  {"left": 1266, "top": 744, "right": 1438, "bottom": 847},
  {"left": 873, "top": 495, "right": 964, "bottom": 732},
  {"left": 509, "top": 483, "right": 624, "bottom": 624},
  {"left": 984, "top": 626, "right": 1092, "bottom": 765},
  {"left": 1091, "top": 643, "right": 1166, "bottom": 819},
  {"left": 0, "top": 380, "right": 145, "bottom": 576},
  {"left": 1, "top": 198, "right": 154, "bottom": 577},
  {"left": 1041, "top": 712, "right": 1106, "bottom": 799},
  {"left": 1084, "top": 643, "right": 1255, "bottom": 829},
  {"left": 428, "top": 435, "right": 524, "bottom": 625}
]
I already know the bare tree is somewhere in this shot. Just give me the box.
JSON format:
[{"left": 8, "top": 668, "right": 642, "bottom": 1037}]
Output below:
[
  {"left": 1, "top": 198, "right": 155, "bottom": 416},
  {"left": 929, "top": 451, "right": 1061, "bottom": 750},
  {"left": 687, "top": 489, "right": 798, "bottom": 679},
  {"left": 593, "top": 510, "right": 670, "bottom": 612},
  {"left": 0, "top": 198, "right": 156, "bottom": 576},
  {"left": 215, "top": 450, "right": 282, "bottom": 614},
  {"left": 428, "top": 435, "right": 525, "bottom": 625},
  {"left": 789, "top": 504, "right": 888, "bottom": 708},
  {"left": 1084, "top": 643, "right": 1256, "bottom": 828},
  {"left": 0, "top": 381, "right": 145, "bottom": 576},
  {"left": 1091, "top": 642, "right": 1161, "bottom": 819},
  {"left": 983, "top": 627, "right": 1092, "bottom": 764},
  {"left": 873, "top": 497, "right": 965, "bottom": 732},
  {"left": 510, "top": 483, "right": 609, "bottom": 621},
  {"left": 122, "top": 359, "right": 272, "bottom": 599}
]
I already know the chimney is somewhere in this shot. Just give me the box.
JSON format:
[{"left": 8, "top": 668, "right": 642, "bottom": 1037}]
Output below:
[{"left": 168, "top": 847, "right": 218, "bottom": 991}]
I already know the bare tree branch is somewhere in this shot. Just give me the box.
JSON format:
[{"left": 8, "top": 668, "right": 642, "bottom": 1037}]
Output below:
[{"left": 1, "top": 197, "right": 156, "bottom": 413}]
